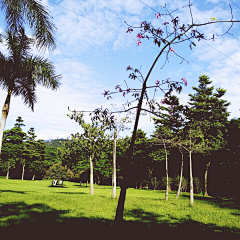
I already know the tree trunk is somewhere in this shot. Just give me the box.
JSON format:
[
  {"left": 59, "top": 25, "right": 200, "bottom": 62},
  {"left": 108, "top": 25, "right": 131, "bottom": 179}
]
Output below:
[
  {"left": 163, "top": 141, "right": 169, "bottom": 200},
  {"left": 112, "top": 132, "right": 117, "bottom": 198},
  {"left": 21, "top": 163, "right": 25, "bottom": 180},
  {"left": 90, "top": 155, "right": 94, "bottom": 195},
  {"left": 6, "top": 168, "right": 10, "bottom": 179},
  {"left": 176, "top": 152, "right": 184, "bottom": 199},
  {"left": 204, "top": 162, "right": 211, "bottom": 197},
  {"left": 32, "top": 174, "right": 35, "bottom": 180},
  {"left": 0, "top": 90, "right": 12, "bottom": 154},
  {"left": 189, "top": 150, "right": 194, "bottom": 206},
  {"left": 114, "top": 45, "right": 165, "bottom": 223}
]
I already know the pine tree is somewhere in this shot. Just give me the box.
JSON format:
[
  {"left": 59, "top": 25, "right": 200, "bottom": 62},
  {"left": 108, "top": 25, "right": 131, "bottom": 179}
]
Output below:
[{"left": 187, "top": 75, "right": 230, "bottom": 196}]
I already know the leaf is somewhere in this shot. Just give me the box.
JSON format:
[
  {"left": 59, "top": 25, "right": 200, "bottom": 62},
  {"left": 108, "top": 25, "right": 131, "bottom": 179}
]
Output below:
[{"left": 210, "top": 18, "right": 217, "bottom": 21}]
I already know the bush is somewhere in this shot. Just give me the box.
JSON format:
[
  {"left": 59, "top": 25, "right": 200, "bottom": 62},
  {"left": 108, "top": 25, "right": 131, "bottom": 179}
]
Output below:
[
  {"left": 44, "top": 162, "right": 74, "bottom": 181},
  {"left": 193, "top": 177, "right": 203, "bottom": 194},
  {"left": 160, "top": 176, "right": 173, "bottom": 191},
  {"left": 173, "top": 175, "right": 188, "bottom": 192}
]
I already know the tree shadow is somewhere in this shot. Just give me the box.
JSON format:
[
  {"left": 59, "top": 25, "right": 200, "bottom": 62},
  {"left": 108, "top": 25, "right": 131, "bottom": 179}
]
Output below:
[
  {"left": 54, "top": 192, "right": 86, "bottom": 195},
  {"left": 0, "top": 203, "right": 239, "bottom": 240},
  {"left": 181, "top": 194, "right": 240, "bottom": 211},
  {"left": 0, "top": 190, "right": 29, "bottom": 194}
]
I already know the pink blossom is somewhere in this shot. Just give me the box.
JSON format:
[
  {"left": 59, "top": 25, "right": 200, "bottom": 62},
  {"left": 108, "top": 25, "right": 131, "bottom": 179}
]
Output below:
[
  {"left": 171, "top": 103, "right": 174, "bottom": 109},
  {"left": 126, "top": 65, "right": 131, "bottom": 70},
  {"left": 136, "top": 40, "right": 142, "bottom": 46},
  {"left": 155, "top": 12, "right": 161, "bottom": 19},
  {"left": 115, "top": 85, "right": 120, "bottom": 90},
  {"left": 170, "top": 47, "right": 175, "bottom": 53},
  {"left": 104, "top": 90, "right": 109, "bottom": 96},
  {"left": 119, "top": 88, "right": 123, "bottom": 92},
  {"left": 137, "top": 33, "right": 143, "bottom": 39},
  {"left": 166, "top": 78, "right": 169, "bottom": 83},
  {"left": 110, "top": 115, "right": 114, "bottom": 120},
  {"left": 170, "top": 112, "right": 173, "bottom": 116},
  {"left": 156, "top": 80, "right": 160, "bottom": 85},
  {"left": 163, "top": 21, "right": 169, "bottom": 25},
  {"left": 126, "top": 88, "right": 131, "bottom": 93},
  {"left": 160, "top": 99, "right": 165, "bottom": 104},
  {"left": 181, "top": 78, "right": 187, "bottom": 86}
]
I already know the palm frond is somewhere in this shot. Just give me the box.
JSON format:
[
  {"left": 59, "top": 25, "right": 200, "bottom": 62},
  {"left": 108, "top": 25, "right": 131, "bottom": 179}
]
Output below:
[{"left": 1, "top": 0, "right": 56, "bottom": 52}]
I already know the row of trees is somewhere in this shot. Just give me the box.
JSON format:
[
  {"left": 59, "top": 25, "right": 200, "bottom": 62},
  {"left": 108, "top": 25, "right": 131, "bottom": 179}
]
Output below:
[{"left": 0, "top": 117, "right": 59, "bottom": 180}]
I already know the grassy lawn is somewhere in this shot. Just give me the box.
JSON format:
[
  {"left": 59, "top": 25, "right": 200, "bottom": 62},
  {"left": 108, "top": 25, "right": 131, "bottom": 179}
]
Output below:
[{"left": 0, "top": 178, "right": 239, "bottom": 239}]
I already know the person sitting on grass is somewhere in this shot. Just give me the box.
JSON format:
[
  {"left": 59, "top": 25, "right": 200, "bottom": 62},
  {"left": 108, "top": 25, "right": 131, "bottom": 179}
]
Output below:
[{"left": 59, "top": 180, "right": 63, "bottom": 186}]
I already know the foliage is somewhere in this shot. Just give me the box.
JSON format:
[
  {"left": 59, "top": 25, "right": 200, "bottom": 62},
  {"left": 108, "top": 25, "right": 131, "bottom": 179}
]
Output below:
[
  {"left": 0, "top": 117, "right": 26, "bottom": 175},
  {"left": 44, "top": 162, "right": 74, "bottom": 181}
]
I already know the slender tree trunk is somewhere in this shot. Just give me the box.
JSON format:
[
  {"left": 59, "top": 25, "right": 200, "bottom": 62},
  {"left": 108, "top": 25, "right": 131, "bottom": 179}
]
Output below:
[
  {"left": 112, "top": 132, "right": 117, "bottom": 198},
  {"left": 90, "top": 155, "right": 94, "bottom": 195},
  {"left": 204, "top": 162, "right": 211, "bottom": 197},
  {"left": 32, "top": 174, "right": 35, "bottom": 180},
  {"left": 6, "top": 168, "right": 10, "bottom": 179},
  {"left": 21, "top": 163, "right": 25, "bottom": 180},
  {"left": 176, "top": 152, "right": 184, "bottom": 199},
  {"left": 0, "top": 90, "right": 12, "bottom": 154},
  {"left": 163, "top": 141, "right": 169, "bottom": 200},
  {"left": 189, "top": 150, "right": 194, "bottom": 206},
  {"left": 114, "top": 43, "right": 170, "bottom": 223}
]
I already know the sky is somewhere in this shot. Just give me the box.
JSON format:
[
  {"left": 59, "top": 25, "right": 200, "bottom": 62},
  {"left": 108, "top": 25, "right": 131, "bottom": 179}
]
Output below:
[{"left": 1, "top": 0, "right": 240, "bottom": 140}]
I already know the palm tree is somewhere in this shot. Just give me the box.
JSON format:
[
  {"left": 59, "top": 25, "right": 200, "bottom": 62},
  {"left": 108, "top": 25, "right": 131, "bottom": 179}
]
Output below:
[
  {"left": 0, "top": 0, "right": 56, "bottom": 51},
  {"left": 0, "top": 28, "right": 61, "bottom": 153}
]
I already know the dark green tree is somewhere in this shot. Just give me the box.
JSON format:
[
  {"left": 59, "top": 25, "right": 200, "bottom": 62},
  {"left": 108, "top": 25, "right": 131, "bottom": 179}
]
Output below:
[
  {"left": 0, "top": 116, "right": 26, "bottom": 179},
  {"left": 187, "top": 75, "right": 230, "bottom": 196},
  {"left": 26, "top": 127, "right": 46, "bottom": 180}
]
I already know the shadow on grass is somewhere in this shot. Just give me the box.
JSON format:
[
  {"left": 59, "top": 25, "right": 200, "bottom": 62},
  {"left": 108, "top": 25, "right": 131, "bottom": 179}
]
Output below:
[
  {"left": 0, "top": 190, "right": 29, "bottom": 194},
  {"left": 181, "top": 194, "right": 240, "bottom": 211},
  {"left": 0, "top": 203, "right": 239, "bottom": 240},
  {"left": 54, "top": 192, "right": 87, "bottom": 195}
]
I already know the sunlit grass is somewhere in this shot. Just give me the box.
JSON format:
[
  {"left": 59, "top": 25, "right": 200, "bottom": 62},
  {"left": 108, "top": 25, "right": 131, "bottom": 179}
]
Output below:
[{"left": 0, "top": 178, "right": 239, "bottom": 238}]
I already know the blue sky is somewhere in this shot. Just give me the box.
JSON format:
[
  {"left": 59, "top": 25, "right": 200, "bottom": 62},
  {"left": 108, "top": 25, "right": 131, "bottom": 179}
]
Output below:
[{"left": 1, "top": 0, "right": 240, "bottom": 140}]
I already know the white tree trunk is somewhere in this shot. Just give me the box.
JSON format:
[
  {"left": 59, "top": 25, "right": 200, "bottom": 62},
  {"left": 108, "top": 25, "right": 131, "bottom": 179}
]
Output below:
[
  {"left": 21, "top": 163, "right": 25, "bottom": 180},
  {"left": 189, "top": 150, "right": 194, "bottom": 206},
  {"left": 176, "top": 153, "right": 184, "bottom": 200},
  {"left": 204, "top": 162, "right": 211, "bottom": 197},
  {"left": 112, "top": 132, "right": 117, "bottom": 198},
  {"left": 6, "top": 169, "right": 9, "bottom": 179},
  {"left": 32, "top": 174, "right": 35, "bottom": 180},
  {"left": 164, "top": 141, "right": 168, "bottom": 200},
  {"left": 90, "top": 155, "right": 94, "bottom": 195}
]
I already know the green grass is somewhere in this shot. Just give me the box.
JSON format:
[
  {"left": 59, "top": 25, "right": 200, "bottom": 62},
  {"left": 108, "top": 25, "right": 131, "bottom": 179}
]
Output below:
[{"left": 0, "top": 179, "right": 239, "bottom": 239}]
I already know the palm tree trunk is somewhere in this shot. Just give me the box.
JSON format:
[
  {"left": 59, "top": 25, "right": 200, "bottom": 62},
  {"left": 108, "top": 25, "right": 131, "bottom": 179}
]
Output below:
[
  {"left": 189, "top": 150, "right": 194, "bottom": 206},
  {"left": 176, "top": 152, "right": 184, "bottom": 199},
  {"left": 21, "top": 163, "right": 25, "bottom": 180},
  {"left": 204, "top": 162, "right": 211, "bottom": 197},
  {"left": 0, "top": 90, "right": 12, "bottom": 154},
  {"left": 112, "top": 132, "right": 117, "bottom": 198},
  {"left": 90, "top": 155, "right": 94, "bottom": 195}
]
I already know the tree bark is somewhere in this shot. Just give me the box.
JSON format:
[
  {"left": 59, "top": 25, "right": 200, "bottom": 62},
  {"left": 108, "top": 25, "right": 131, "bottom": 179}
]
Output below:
[
  {"left": 163, "top": 140, "right": 169, "bottom": 200},
  {"left": 90, "top": 155, "right": 94, "bottom": 195},
  {"left": 176, "top": 152, "right": 184, "bottom": 199},
  {"left": 189, "top": 150, "right": 194, "bottom": 206},
  {"left": 21, "top": 163, "right": 25, "bottom": 180},
  {"left": 6, "top": 168, "right": 10, "bottom": 179},
  {"left": 112, "top": 132, "right": 117, "bottom": 198},
  {"left": 32, "top": 174, "right": 35, "bottom": 180},
  {"left": 0, "top": 90, "right": 12, "bottom": 154},
  {"left": 204, "top": 162, "right": 211, "bottom": 197}
]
